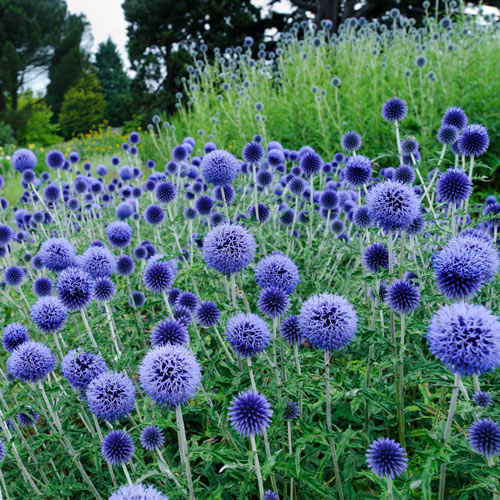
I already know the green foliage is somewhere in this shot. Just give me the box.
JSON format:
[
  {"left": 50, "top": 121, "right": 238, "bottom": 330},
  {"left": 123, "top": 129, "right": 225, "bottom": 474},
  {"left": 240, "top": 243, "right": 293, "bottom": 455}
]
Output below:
[
  {"left": 59, "top": 72, "right": 106, "bottom": 139},
  {"left": 0, "top": 119, "right": 14, "bottom": 145}
]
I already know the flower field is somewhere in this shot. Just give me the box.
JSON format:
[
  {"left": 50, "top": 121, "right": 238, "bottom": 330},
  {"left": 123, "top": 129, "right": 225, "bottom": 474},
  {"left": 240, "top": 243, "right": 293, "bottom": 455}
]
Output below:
[{"left": 1, "top": 6, "right": 500, "bottom": 500}]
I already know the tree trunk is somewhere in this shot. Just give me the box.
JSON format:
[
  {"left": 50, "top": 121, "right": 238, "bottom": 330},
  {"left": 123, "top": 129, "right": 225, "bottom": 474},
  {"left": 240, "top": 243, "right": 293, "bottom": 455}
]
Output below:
[{"left": 315, "top": 0, "right": 339, "bottom": 27}]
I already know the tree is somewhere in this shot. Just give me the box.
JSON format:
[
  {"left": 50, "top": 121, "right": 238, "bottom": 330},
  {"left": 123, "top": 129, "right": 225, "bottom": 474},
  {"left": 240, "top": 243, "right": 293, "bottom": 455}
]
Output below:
[
  {"left": 122, "top": 0, "right": 289, "bottom": 113},
  {"left": 95, "top": 38, "right": 132, "bottom": 126},
  {"left": 59, "top": 72, "right": 106, "bottom": 138}
]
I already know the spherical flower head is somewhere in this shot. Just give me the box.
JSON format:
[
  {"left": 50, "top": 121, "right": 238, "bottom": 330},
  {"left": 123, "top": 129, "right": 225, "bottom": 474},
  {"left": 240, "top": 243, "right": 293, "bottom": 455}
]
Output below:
[
  {"left": 254, "top": 252, "right": 300, "bottom": 295},
  {"left": 172, "top": 144, "right": 188, "bottom": 162},
  {"left": 363, "top": 242, "right": 389, "bottom": 273},
  {"left": 61, "top": 349, "right": 107, "bottom": 390},
  {"left": 283, "top": 400, "right": 300, "bottom": 420},
  {"left": 386, "top": 279, "right": 420, "bottom": 314},
  {"left": 93, "top": 277, "right": 116, "bottom": 302},
  {"left": 473, "top": 391, "right": 493, "bottom": 408},
  {"left": 56, "top": 267, "right": 92, "bottom": 311},
  {"left": 299, "top": 293, "right": 357, "bottom": 352},
  {"left": 299, "top": 151, "right": 322, "bottom": 177},
  {"left": 394, "top": 165, "right": 415, "bottom": 185},
  {"left": 0, "top": 224, "right": 13, "bottom": 246},
  {"left": 39, "top": 237, "right": 75, "bottom": 272},
  {"left": 437, "top": 125, "right": 459, "bottom": 145},
  {"left": 106, "top": 221, "right": 133, "bottom": 249},
  {"left": 31, "top": 296, "right": 67, "bottom": 333},
  {"left": 353, "top": 206, "right": 372, "bottom": 228},
  {"left": 280, "top": 315, "right": 303, "bottom": 345},
  {"left": 195, "top": 300, "right": 220, "bottom": 327},
  {"left": 242, "top": 142, "right": 264, "bottom": 164},
  {"left": 173, "top": 305, "right": 193, "bottom": 327},
  {"left": 229, "top": 390, "right": 272, "bottom": 436},
  {"left": 151, "top": 318, "right": 189, "bottom": 347},
  {"left": 202, "top": 223, "right": 256, "bottom": 275},
  {"left": 468, "top": 419, "right": 500, "bottom": 457},
  {"left": 44, "top": 184, "right": 61, "bottom": 203},
  {"left": 457, "top": 124, "right": 489, "bottom": 157},
  {"left": 177, "top": 291, "right": 198, "bottom": 311},
  {"left": 140, "top": 425, "right": 165, "bottom": 451},
  {"left": 382, "top": 98, "right": 407, "bottom": 122},
  {"left": 87, "top": 371, "right": 136, "bottom": 421},
  {"left": 17, "top": 409, "right": 40, "bottom": 427},
  {"left": 201, "top": 149, "right": 239, "bottom": 186},
  {"left": 116, "top": 255, "right": 135, "bottom": 276},
  {"left": 258, "top": 287, "right": 290, "bottom": 318},
  {"left": 225, "top": 313, "right": 271, "bottom": 358},
  {"left": 289, "top": 177, "right": 306, "bottom": 196},
  {"left": 195, "top": 195, "right": 214, "bottom": 216},
  {"left": 33, "top": 276, "right": 53, "bottom": 297},
  {"left": 367, "top": 180, "right": 420, "bottom": 231},
  {"left": 155, "top": 181, "right": 177, "bottom": 204},
  {"left": 400, "top": 138, "right": 419, "bottom": 156},
  {"left": 366, "top": 438, "right": 408, "bottom": 478},
  {"left": 341, "top": 131, "right": 362, "bottom": 152},
  {"left": 7, "top": 341, "right": 57, "bottom": 382},
  {"left": 2, "top": 323, "right": 30, "bottom": 353},
  {"left": 109, "top": 484, "right": 169, "bottom": 500},
  {"left": 436, "top": 168, "right": 472, "bottom": 205},
  {"left": 145, "top": 204, "right": 165, "bottom": 225},
  {"left": 4, "top": 266, "right": 24, "bottom": 287},
  {"left": 129, "top": 131, "right": 140, "bottom": 144},
  {"left": 143, "top": 259, "right": 174, "bottom": 293},
  {"left": 427, "top": 303, "right": 500, "bottom": 376},
  {"left": 81, "top": 246, "right": 116, "bottom": 278},
  {"left": 264, "top": 491, "right": 278, "bottom": 500},
  {"left": 101, "top": 430, "right": 135, "bottom": 465},
  {"left": 319, "top": 190, "right": 339, "bottom": 210},
  {"left": 12, "top": 148, "right": 37, "bottom": 172},
  {"left": 139, "top": 345, "right": 201, "bottom": 407},
  {"left": 442, "top": 106, "right": 468, "bottom": 130}
]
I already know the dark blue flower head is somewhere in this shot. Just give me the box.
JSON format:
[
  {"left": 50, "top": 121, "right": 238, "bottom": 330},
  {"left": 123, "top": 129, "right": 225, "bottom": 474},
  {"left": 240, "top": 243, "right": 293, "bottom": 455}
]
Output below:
[
  {"left": 17, "top": 409, "right": 40, "bottom": 427},
  {"left": 46, "top": 150, "right": 65, "bottom": 169},
  {"left": 7, "top": 341, "right": 57, "bottom": 382},
  {"left": 299, "top": 293, "right": 357, "bottom": 351},
  {"left": 437, "top": 125, "right": 459, "bottom": 145},
  {"left": 109, "top": 484, "right": 169, "bottom": 500},
  {"left": 341, "top": 131, "right": 362, "bottom": 152},
  {"left": 201, "top": 149, "right": 239, "bottom": 186},
  {"left": 61, "top": 349, "right": 107, "bottom": 390},
  {"left": 129, "top": 290, "right": 145, "bottom": 307},
  {"left": 468, "top": 419, "right": 500, "bottom": 457},
  {"left": 363, "top": 242, "right": 389, "bottom": 273},
  {"left": 255, "top": 252, "right": 300, "bottom": 295},
  {"left": 3, "top": 266, "right": 24, "bottom": 287},
  {"left": 101, "top": 430, "right": 135, "bottom": 465},
  {"left": 382, "top": 98, "right": 408, "bottom": 122},
  {"left": 0, "top": 224, "right": 13, "bottom": 246},
  {"left": 289, "top": 177, "right": 306, "bottom": 196},
  {"left": 280, "top": 315, "right": 303, "bottom": 345},
  {"left": 203, "top": 223, "right": 256, "bottom": 275},
  {"left": 225, "top": 313, "right": 271, "bottom": 358},
  {"left": 386, "top": 279, "right": 420, "bottom": 314},
  {"left": 143, "top": 259, "right": 175, "bottom": 293},
  {"left": 436, "top": 168, "right": 472, "bottom": 205},
  {"left": 243, "top": 142, "right": 265, "bottom": 164},
  {"left": 427, "top": 303, "right": 500, "bottom": 376},
  {"left": 56, "top": 267, "right": 93, "bottom": 311},
  {"left": 33, "top": 276, "right": 53, "bottom": 297},
  {"left": 366, "top": 438, "right": 408, "bottom": 478},
  {"left": 2, "top": 323, "right": 29, "bottom": 353},
  {"left": 345, "top": 155, "right": 372, "bottom": 186},
  {"left": 39, "top": 237, "right": 75, "bottom": 272},
  {"left": 144, "top": 204, "right": 165, "bottom": 225},
  {"left": 228, "top": 390, "right": 272, "bottom": 436},
  {"left": 81, "top": 246, "right": 116, "bottom": 278},
  {"left": 155, "top": 181, "right": 177, "bottom": 204},
  {"left": 12, "top": 148, "right": 37, "bottom": 172},
  {"left": 92, "top": 277, "right": 116, "bottom": 302},
  {"left": 248, "top": 202, "right": 271, "bottom": 223},
  {"left": 258, "top": 287, "right": 290, "bottom": 318},
  {"left": 299, "top": 151, "right": 322, "bottom": 177},
  {"left": 139, "top": 345, "right": 201, "bottom": 407},
  {"left": 106, "top": 221, "right": 133, "bottom": 249},
  {"left": 319, "top": 190, "right": 339, "bottom": 210},
  {"left": 352, "top": 206, "right": 372, "bottom": 228},
  {"left": 86, "top": 371, "right": 136, "bottom": 421},
  {"left": 442, "top": 107, "right": 467, "bottom": 130},
  {"left": 195, "top": 300, "right": 220, "bottom": 326},
  {"left": 151, "top": 318, "right": 189, "bottom": 347},
  {"left": 283, "top": 400, "right": 300, "bottom": 420},
  {"left": 116, "top": 255, "right": 135, "bottom": 276},
  {"left": 44, "top": 184, "right": 61, "bottom": 203},
  {"left": 172, "top": 144, "right": 188, "bottom": 162},
  {"left": 394, "top": 165, "right": 415, "bottom": 185},
  {"left": 31, "top": 296, "right": 67, "bottom": 333},
  {"left": 140, "top": 425, "right": 165, "bottom": 451},
  {"left": 176, "top": 291, "right": 198, "bottom": 311},
  {"left": 195, "top": 195, "right": 214, "bottom": 216},
  {"left": 473, "top": 391, "right": 493, "bottom": 408},
  {"left": 129, "top": 131, "right": 140, "bottom": 144},
  {"left": 457, "top": 124, "right": 489, "bottom": 157},
  {"left": 400, "top": 138, "right": 419, "bottom": 156},
  {"left": 264, "top": 491, "right": 279, "bottom": 500}
]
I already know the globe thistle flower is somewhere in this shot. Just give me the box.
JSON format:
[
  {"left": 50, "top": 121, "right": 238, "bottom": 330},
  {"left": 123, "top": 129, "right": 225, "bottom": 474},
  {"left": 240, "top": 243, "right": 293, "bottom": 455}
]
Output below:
[
  {"left": 109, "top": 484, "right": 169, "bottom": 500},
  {"left": 86, "top": 371, "right": 136, "bottom": 421},
  {"left": 172, "top": 144, "right": 188, "bottom": 162},
  {"left": 341, "top": 131, "right": 362, "bottom": 152},
  {"left": 176, "top": 291, "right": 198, "bottom": 311},
  {"left": 2, "top": 323, "right": 29, "bottom": 353},
  {"left": 202, "top": 223, "right": 256, "bottom": 275},
  {"left": 330, "top": 218, "right": 345, "bottom": 235},
  {"left": 400, "top": 138, "right": 419, "bottom": 156},
  {"left": 473, "top": 391, "right": 493, "bottom": 408},
  {"left": 436, "top": 168, "right": 472, "bottom": 205},
  {"left": 139, "top": 345, "right": 201, "bottom": 407},
  {"left": 427, "top": 303, "right": 500, "bottom": 376},
  {"left": 155, "top": 181, "right": 177, "bottom": 204},
  {"left": 319, "top": 190, "right": 339, "bottom": 210},
  {"left": 299, "top": 151, "right": 322, "bottom": 177},
  {"left": 140, "top": 425, "right": 165, "bottom": 451},
  {"left": 116, "top": 255, "right": 135, "bottom": 276},
  {"left": 201, "top": 149, "right": 239, "bottom": 186},
  {"left": 151, "top": 318, "right": 189, "bottom": 347},
  {"left": 92, "top": 277, "right": 116, "bottom": 302},
  {"left": 289, "top": 177, "right": 306, "bottom": 196},
  {"left": 394, "top": 165, "right": 415, "bottom": 185},
  {"left": 56, "top": 267, "right": 93, "bottom": 312},
  {"left": 225, "top": 313, "right": 271, "bottom": 358},
  {"left": 45, "top": 150, "right": 65, "bottom": 169},
  {"left": 11, "top": 148, "right": 37, "bottom": 172},
  {"left": 143, "top": 259, "right": 175, "bottom": 293},
  {"left": 437, "top": 125, "right": 459, "bottom": 145},
  {"left": 299, "top": 293, "right": 357, "bottom": 351},
  {"left": 280, "top": 315, "right": 303, "bottom": 345},
  {"left": 44, "top": 184, "right": 61, "bottom": 203},
  {"left": 367, "top": 180, "right": 420, "bottom": 231},
  {"left": 386, "top": 279, "right": 420, "bottom": 314},
  {"left": 353, "top": 206, "right": 372, "bottom": 228},
  {"left": 68, "top": 151, "right": 79, "bottom": 163},
  {"left": 381, "top": 98, "right": 408, "bottom": 122},
  {"left": 7, "top": 341, "right": 57, "bottom": 382},
  {"left": 258, "top": 287, "right": 290, "bottom": 318},
  {"left": 144, "top": 204, "right": 166, "bottom": 225},
  {"left": 366, "top": 438, "right": 408, "bottom": 478},
  {"left": 442, "top": 107, "right": 467, "bottom": 130},
  {"left": 195, "top": 195, "right": 214, "bottom": 216},
  {"left": 81, "top": 246, "right": 116, "bottom": 279},
  {"left": 61, "top": 349, "right": 107, "bottom": 391},
  {"left": 279, "top": 209, "right": 294, "bottom": 225},
  {"left": 242, "top": 142, "right": 265, "bottom": 164},
  {"left": 248, "top": 202, "right": 271, "bottom": 223},
  {"left": 129, "top": 291, "right": 146, "bottom": 308},
  {"left": 106, "top": 221, "right": 133, "bottom": 249},
  {"left": 468, "top": 419, "right": 500, "bottom": 457},
  {"left": 363, "top": 242, "right": 389, "bottom": 273},
  {"left": 116, "top": 201, "right": 135, "bottom": 220},
  {"left": 3, "top": 266, "right": 24, "bottom": 287},
  {"left": 0, "top": 224, "right": 13, "bottom": 246},
  {"left": 283, "top": 400, "right": 300, "bottom": 420},
  {"left": 17, "top": 409, "right": 40, "bottom": 427},
  {"left": 101, "top": 430, "right": 135, "bottom": 465},
  {"left": 254, "top": 252, "right": 300, "bottom": 295},
  {"left": 457, "top": 124, "right": 489, "bottom": 157},
  {"left": 345, "top": 155, "right": 372, "bottom": 186},
  {"left": 31, "top": 296, "right": 67, "bottom": 333},
  {"left": 195, "top": 300, "right": 220, "bottom": 326},
  {"left": 228, "top": 390, "right": 272, "bottom": 436},
  {"left": 39, "top": 237, "right": 75, "bottom": 272},
  {"left": 173, "top": 305, "right": 193, "bottom": 327},
  {"left": 264, "top": 491, "right": 279, "bottom": 500},
  {"left": 33, "top": 276, "right": 53, "bottom": 297}
]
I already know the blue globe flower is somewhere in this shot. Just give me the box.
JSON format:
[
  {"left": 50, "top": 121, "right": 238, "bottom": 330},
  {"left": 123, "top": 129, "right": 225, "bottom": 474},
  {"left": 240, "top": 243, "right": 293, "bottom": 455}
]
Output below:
[
  {"left": 366, "top": 438, "right": 408, "bottom": 478},
  {"left": 228, "top": 390, "right": 272, "bottom": 436},
  {"left": 225, "top": 313, "right": 271, "bottom": 358}
]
